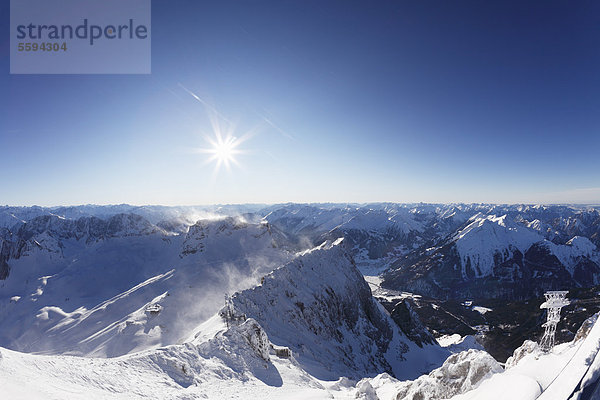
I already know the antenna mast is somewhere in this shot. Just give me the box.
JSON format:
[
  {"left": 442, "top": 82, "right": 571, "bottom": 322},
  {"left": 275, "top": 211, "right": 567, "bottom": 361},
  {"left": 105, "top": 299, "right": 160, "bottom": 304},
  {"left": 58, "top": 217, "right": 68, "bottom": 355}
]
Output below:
[{"left": 539, "top": 291, "right": 570, "bottom": 352}]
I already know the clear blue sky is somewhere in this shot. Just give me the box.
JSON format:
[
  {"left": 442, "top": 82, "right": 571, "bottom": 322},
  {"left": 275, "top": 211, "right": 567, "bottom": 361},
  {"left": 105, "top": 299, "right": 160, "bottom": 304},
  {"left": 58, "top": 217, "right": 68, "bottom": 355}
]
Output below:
[{"left": 1, "top": 1, "right": 599, "bottom": 206}]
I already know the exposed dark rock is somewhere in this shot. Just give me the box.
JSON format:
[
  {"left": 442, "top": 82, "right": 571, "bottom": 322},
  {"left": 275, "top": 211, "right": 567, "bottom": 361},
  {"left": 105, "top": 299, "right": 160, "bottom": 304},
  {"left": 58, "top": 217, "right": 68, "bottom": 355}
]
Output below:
[{"left": 387, "top": 299, "right": 436, "bottom": 348}]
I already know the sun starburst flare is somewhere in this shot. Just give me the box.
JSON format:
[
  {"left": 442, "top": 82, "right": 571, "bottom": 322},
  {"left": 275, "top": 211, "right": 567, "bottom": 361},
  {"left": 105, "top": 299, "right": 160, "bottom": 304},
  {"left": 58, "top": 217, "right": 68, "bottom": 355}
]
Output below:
[
  {"left": 202, "top": 133, "right": 242, "bottom": 172},
  {"left": 194, "top": 113, "right": 256, "bottom": 175},
  {"left": 179, "top": 83, "right": 261, "bottom": 175}
]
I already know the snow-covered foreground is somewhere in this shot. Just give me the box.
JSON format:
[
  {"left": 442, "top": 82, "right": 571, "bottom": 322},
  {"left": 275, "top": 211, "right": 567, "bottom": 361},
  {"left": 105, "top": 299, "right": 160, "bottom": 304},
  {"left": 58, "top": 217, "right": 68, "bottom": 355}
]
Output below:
[
  {"left": 0, "top": 326, "right": 358, "bottom": 400},
  {"left": 4, "top": 314, "right": 600, "bottom": 400},
  {"left": 457, "top": 313, "right": 600, "bottom": 400},
  {"left": 354, "top": 313, "right": 600, "bottom": 400},
  {"left": 0, "top": 320, "right": 361, "bottom": 400},
  {"left": 2, "top": 289, "right": 600, "bottom": 400}
]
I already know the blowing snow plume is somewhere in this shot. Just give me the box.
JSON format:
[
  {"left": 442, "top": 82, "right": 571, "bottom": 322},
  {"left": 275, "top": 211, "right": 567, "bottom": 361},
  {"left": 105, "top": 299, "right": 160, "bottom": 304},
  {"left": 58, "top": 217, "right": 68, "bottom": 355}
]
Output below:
[
  {"left": 222, "top": 239, "right": 449, "bottom": 381},
  {"left": 0, "top": 237, "right": 449, "bottom": 400},
  {"left": 0, "top": 214, "right": 293, "bottom": 357}
]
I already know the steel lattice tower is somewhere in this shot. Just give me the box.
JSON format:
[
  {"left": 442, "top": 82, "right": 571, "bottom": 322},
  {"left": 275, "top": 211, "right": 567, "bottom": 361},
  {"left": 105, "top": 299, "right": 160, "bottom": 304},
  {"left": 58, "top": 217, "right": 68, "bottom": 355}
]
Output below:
[{"left": 539, "top": 291, "right": 570, "bottom": 352}]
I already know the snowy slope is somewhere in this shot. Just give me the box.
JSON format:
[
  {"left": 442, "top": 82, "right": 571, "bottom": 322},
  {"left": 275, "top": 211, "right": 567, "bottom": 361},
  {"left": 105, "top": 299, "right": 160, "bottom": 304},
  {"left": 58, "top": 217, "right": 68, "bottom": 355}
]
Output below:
[
  {"left": 384, "top": 210, "right": 600, "bottom": 300},
  {"left": 453, "top": 215, "right": 543, "bottom": 278},
  {"left": 0, "top": 240, "right": 449, "bottom": 400},
  {"left": 0, "top": 215, "right": 292, "bottom": 357},
  {"left": 0, "top": 319, "right": 323, "bottom": 400},
  {"left": 541, "top": 236, "right": 599, "bottom": 276},
  {"left": 451, "top": 313, "right": 600, "bottom": 400},
  {"left": 332, "top": 208, "right": 423, "bottom": 235},
  {"left": 453, "top": 215, "right": 599, "bottom": 282},
  {"left": 334, "top": 313, "right": 600, "bottom": 400},
  {"left": 226, "top": 239, "right": 448, "bottom": 381},
  {"left": 393, "top": 349, "right": 503, "bottom": 400},
  {"left": 2, "top": 203, "right": 600, "bottom": 399}
]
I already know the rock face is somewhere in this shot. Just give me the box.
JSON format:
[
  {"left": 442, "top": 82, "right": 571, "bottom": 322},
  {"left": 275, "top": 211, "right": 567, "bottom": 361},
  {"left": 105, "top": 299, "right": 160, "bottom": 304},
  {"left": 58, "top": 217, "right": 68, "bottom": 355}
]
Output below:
[
  {"left": 15, "top": 213, "right": 163, "bottom": 243},
  {"left": 388, "top": 299, "right": 436, "bottom": 348},
  {"left": 228, "top": 240, "right": 448, "bottom": 380},
  {"left": 505, "top": 340, "right": 540, "bottom": 369},
  {"left": 394, "top": 349, "right": 503, "bottom": 400},
  {"left": 0, "top": 237, "right": 10, "bottom": 280},
  {"left": 181, "top": 217, "right": 282, "bottom": 258},
  {"left": 235, "top": 318, "right": 271, "bottom": 362},
  {"left": 0, "top": 213, "right": 167, "bottom": 280},
  {"left": 573, "top": 312, "right": 600, "bottom": 343}
]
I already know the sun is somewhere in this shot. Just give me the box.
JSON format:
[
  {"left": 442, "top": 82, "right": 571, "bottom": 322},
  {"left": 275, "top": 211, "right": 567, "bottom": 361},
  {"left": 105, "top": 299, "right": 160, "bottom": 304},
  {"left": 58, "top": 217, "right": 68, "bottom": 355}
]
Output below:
[
  {"left": 193, "top": 117, "right": 255, "bottom": 175},
  {"left": 180, "top": 84, "right": 255, "bottom": 175},
  {"left": 200, "top": 132, "right": 243, "bottom": 173},
  {"left": 212, "top": 135, "right": 236, "bottom": 165}
]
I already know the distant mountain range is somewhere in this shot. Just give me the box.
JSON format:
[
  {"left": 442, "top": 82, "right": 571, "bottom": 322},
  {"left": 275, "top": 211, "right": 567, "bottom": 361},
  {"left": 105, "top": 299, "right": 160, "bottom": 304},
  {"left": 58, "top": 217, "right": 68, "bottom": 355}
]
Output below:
[
  {"left": 2, "top": 203, "right": 599, "bottom": 303},
  {"left": 380, "top": 207, "right": 600, "bottom": 300}
]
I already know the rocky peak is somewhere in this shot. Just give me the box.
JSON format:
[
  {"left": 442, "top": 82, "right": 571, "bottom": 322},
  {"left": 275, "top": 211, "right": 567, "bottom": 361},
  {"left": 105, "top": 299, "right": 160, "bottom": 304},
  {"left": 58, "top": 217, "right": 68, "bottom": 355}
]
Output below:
[{"left": 227, "top": 239, "right": 447, "bottom": 380}]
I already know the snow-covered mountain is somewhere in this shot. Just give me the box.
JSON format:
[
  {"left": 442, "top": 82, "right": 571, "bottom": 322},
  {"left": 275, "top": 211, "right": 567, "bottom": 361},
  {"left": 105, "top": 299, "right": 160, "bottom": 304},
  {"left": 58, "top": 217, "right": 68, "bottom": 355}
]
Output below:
[
  {"left": 264, "top": 205, "right": 431, "bottom": 277},
  {"left": 383, "top": 212, "right": 600, "bottom": 300},
  {"left": 0, "top": 238, "right": 449, "bottom": 399},
  {"left": 0, "top": 204, "right": 271, "bottom": 229},
  {"left": 3, "top": 203, "right": 600, "bottom": 398},
  {"left": 4, "top": 203, "right": 600, "bottom": 304},
  {"left": 453, "top": 214, "right": 543, "bottom": 278},
  {"left": 226, "top": 239, "right": 448, "bottom": 380},
  {"left": 3, "top": 286, "right": 600, "bottom": 399},
  {"left": 0, "top": 214, "right": 292, "bottom": 356}
]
